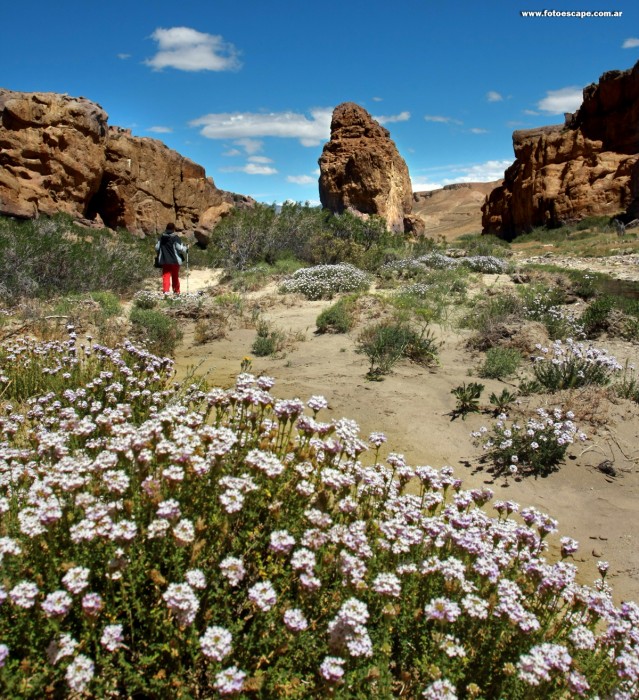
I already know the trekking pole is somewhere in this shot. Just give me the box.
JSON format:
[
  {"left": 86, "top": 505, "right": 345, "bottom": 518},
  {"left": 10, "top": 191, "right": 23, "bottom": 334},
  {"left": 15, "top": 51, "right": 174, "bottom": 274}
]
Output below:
[{"left": 186, "top": 248, "right": 189, "bottom": 294}]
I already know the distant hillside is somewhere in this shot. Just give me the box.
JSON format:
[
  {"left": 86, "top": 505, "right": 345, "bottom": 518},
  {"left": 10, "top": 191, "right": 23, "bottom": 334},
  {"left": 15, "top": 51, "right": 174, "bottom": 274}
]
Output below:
[{"left": 413, "top": 181, "right": 501, "bottom": 240}]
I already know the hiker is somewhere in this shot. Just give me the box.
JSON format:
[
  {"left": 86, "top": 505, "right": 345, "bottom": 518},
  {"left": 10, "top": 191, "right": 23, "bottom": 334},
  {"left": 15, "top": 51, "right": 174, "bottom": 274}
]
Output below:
[
  {"left": 613, "top": 218, "right": 626, "bottom": 237},
  {"left": 155, "top": 222, "right": 188, "bottom": 294}
]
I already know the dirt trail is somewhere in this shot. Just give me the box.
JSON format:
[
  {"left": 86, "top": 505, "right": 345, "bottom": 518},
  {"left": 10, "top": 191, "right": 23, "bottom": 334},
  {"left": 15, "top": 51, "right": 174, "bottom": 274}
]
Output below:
[{"left": 172, "top": 267, "right": 639, "bottom": 604}]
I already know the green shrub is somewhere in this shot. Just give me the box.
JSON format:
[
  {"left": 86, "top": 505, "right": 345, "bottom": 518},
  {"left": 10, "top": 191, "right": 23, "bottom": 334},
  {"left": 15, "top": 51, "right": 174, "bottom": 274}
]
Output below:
[
  {"left": 479, "top": 347, "right": 522, "bottom": 380},
  {"left": 615, "top": 361, "right": 639, "bottom": 403},
  {"left": 251, "top": 320, "right": 285, "bottom": 357},
  {"left": 0, "top": 214, "right": 148, "bottom": 304},
  {"left": 489, "top": 388, "right": 518, "bottom": 414},
  {"left": 211, "top": 203, "right": 402, "bottom": 271},
  {"left": 459, "top": 294, "right": 522, "bottom": 333},
  {"left": 451, "top": 382, "right": 485, "bottom": 419},
  {"left": 580, "top": 296, "right": 616, "bottom": 337},
  {"left": 356, "top": 319, "right": 438, "bottom": 378},
  {"left": 315, "top": 295, "right": 358, "bottom": 334},
  {"left": 129, "top": 307, "right": 183, "bottom": 356},
  {"left": 89, "top": 291, "right": 122, "bottom": 317}
]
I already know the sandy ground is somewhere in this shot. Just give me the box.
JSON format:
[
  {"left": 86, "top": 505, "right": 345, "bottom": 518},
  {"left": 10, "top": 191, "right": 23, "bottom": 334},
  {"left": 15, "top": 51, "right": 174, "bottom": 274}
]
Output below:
[{"left": 171, "top": 268, "right": 639, "bottom": 604}]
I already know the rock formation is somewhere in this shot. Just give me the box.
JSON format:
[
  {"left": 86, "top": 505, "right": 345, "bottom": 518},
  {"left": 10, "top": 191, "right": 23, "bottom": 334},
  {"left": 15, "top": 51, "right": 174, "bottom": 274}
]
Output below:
[
  {"left": 482, "top": 60, "right": 639, "bottom": 238},
  {"left": 0, "top": 88, "right": 250, "bottom": 235},
  {"left": 318, "top": 102, "right": 414, "bottom": 233}
]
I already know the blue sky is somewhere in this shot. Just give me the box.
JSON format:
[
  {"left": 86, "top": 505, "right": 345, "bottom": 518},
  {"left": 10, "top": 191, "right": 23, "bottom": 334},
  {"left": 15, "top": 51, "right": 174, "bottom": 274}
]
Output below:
[{"left": 3, "top": 0, "right": 638, "bottom": 204}]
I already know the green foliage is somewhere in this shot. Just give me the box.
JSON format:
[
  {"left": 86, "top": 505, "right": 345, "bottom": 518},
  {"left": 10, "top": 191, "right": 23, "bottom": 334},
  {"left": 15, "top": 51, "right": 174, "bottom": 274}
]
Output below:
[
  {"left": 580, "top": 296, "right": 617, "bottom": 338},
  {"left": 129, "top": 307, "right": 183, "bottom": 356},
  {"left": 315, "top": 295, "right": 358, "bottom": 334},
  {"left": 580, "top": 294, "right": 639, "bottom": 340},
  {"left": 356, "top": 319, "right": 438, "bottom": 379},
  {"left": 478, "top": 347, "right": 522, "bottom": 380},
  {"left": 211, "top": 203, "right": 403, "bottom": 272},
  {"left": 614, "top": 361, "right": 639, "bottom": 404},
  {"left": 518, "top": 379, "right": 544, "bottom": 396},
  {"left": 450, "top": 382, "right": 484, "bottom": 419},
  {"left": 452, "top": 233, "right": 511, "bottom": 257},
  {"left": 574, "top": 215, "right": 612, "bottom": 231},
  {"left": 489, "top": 388, "right": 518, "bottom": 415},
  {"left": 0, "top": 214, "right": 148, "bottom": 305},
  {"left": 459, "top": 294, "right": 522, "bottom": 333},
  {"left": 251, "top": 320, "right": 285, "bottom": 356}
]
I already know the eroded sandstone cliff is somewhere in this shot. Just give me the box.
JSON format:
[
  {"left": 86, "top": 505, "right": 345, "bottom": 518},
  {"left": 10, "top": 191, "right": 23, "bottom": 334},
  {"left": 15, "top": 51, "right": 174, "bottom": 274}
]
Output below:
[
  {"left": 482, "top": 60, "right": 639, "bottom": 237},
  {"left": 0, "top": 89, "right": 249, "bottom": 235}
]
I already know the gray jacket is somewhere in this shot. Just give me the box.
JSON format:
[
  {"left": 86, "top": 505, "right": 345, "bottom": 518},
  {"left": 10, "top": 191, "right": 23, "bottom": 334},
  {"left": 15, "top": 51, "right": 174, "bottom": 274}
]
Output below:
[{"left": 155, "top": 231, "right": 188, "bottom": 266}]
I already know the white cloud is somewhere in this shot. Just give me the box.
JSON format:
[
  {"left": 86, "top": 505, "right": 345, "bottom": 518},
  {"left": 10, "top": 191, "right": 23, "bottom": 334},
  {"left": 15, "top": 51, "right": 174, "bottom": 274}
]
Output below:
[
  {"left": 424, "top": 115, "right": 463, "bottom": 125},
  {"left": 234, "top": 138, "right": 263, "bottom": 154},
  {"left": 411, "top": 178, "right": 442, "bottom": 192},
  {"left": 248, "top": 156, "right": 273, "bottom": 164},
  {"left": 148, "top": 126, "right": 173, "bottom": 134},
  {"left": 117, "top": 53, "right": 131, "bottom": 60},
  {"left": 622, "top": 37, "right": 639, "bottom": 48},
  {"left": 287, "top": 175, "right": 316, "bottom": 185},
  {"left": 537, "top": 86, "right": 583, "bottom": 114},
  {"left": 222, "top": 148, "right": 242, "bottom": 157},
  {"left": 220, "top": 163, "right": 278, "bottom": 175},
  {"left": 411, "top": 159, "right": 511, "bottom": 191},
  {"left": 486, "top": 91, "right": 503, "bottom": 102},
  {"left": 190, "top": 108, "right": 333, "bottom": 146},
  {"left": 372, "top": 96, "right": 383, "bottom": 102},
  {"left": 145, "top": 27, "right": 241, "bottom": 72},
  {"left": 523, "top": 109, "right": 539, "bottom": 116},
  {"left": 469, "top": 128, "right": 488, "bottom": 134},
  {"left": 443, "top": 159, "right": 511, "bottom": 184},
  {"left": 373, "top": 111, "right": 411, "bottom": 124}
]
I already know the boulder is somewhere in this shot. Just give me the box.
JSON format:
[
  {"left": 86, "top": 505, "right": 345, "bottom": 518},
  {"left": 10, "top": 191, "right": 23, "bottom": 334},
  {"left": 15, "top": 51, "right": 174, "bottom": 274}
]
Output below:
[
  {"left": 0, "top": 88, "right": 252, "bottom": 235},
  {"left": 482, "top": 60, "right": 639, "bottom": 238},
  {"left": 318, "top": 102, "right": 413, "bottom": 233}
]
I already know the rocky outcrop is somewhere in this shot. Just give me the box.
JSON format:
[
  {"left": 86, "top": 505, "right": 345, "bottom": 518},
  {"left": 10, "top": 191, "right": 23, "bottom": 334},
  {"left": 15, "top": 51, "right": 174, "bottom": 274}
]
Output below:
[
  {"left": 0, "top": 88, "right": 250, "bottom": 235},
  {"left": 0, "top": 90, "right": 108, "bottom": 219},
  {"left": 482, "top": 60, "right": 639, "bottom": 238},
  {"left": 318, "top": 102, "right": 413, "bottom": 233}
]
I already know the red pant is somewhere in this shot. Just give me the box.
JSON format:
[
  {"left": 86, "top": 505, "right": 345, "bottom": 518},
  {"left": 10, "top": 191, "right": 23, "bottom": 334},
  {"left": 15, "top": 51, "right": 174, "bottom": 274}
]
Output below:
[{"left": 162, "top": 264, "right": 180, "bottom": 293}]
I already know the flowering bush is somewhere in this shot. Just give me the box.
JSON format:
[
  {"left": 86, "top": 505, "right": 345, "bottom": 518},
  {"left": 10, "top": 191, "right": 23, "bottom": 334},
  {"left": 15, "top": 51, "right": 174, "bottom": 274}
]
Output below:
[
  {"left": 378, "top": 258, "right": 429, "bottom": 281},
  {"left": 0, "top": 334, "right": 637, "bottom": 698},
  {"left": 532, "top": 339, "right": 623, "bottom": 391},
  {"left": 473, "top": 407, "right": 587, "bottom": 477},
  {"left": 461, "top": 255, "right": 510, "bottom": 274},
  {"left": 417, "top": 252, "right": 460, "bottom": 270},
  {"left": 279, "top": 263, "right": 370, "bottom": 300},
  {"left": 521, "top": 289, "right": 585, "bottom": 340}
]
